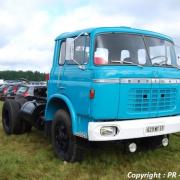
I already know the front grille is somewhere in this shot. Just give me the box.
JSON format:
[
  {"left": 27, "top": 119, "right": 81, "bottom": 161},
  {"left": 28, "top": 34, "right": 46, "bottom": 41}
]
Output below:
[{"left": 128, "top": 88, "right": 177, "bottom": 113}]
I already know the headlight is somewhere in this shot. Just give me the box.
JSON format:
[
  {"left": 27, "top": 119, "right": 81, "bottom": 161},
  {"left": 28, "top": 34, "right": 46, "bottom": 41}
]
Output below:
[{"left": 100, "top": 126, "right": 118, "bottom": 136}]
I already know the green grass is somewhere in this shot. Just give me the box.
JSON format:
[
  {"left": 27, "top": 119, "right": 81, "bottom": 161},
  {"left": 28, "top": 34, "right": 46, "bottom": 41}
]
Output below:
[{"left": 0, "top": 101, "right": 180, "bottom": 180}]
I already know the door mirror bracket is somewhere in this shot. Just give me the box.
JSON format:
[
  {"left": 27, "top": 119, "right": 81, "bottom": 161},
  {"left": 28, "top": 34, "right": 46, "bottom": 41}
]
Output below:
[{"left": 65, "top": 32, "right": 88, "bottom": 69}]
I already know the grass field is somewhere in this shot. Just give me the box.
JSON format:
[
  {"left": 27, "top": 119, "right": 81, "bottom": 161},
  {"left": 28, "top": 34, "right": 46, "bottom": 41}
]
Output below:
[{"left": 0, "top": 101, "right": 180, "bottom": 180}]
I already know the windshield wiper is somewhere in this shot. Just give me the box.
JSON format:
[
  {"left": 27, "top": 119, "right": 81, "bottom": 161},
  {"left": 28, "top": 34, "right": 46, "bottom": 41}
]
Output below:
[
  {"left": 111, "top": 60, "right": 143, "bottom": 68},
  {"left": 151, "top": 55, "right": 167, "bottom": 61},
  {"left": 160, "top": 62, "right": 180, "bottom": 70},
  {"left": 151, "top": 55, "right": 180, "bottom": 70},
  {"left": 151, "top": 56, "right": 168, "bottom": 67},
  {"left": 152, "top": 60, "right": 180, "bottom": 70}
]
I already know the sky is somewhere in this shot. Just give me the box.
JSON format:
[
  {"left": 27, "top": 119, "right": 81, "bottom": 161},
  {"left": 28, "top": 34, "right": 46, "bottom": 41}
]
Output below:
[{"left": 0, "top": 0, "right": 180, "bottom": 72}]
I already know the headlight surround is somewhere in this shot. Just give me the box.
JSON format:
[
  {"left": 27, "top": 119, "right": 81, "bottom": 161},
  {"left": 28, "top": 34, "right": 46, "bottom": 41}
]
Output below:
[{"left": 100, "top": 126, "right": 118, "bottom": 136}]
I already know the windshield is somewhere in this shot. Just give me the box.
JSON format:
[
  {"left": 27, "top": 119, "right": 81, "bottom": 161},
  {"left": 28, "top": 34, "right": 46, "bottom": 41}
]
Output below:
[
  {"left": 145, "top": 36, "right": 176, "bottom": 66},
  {"left": 94, "top": 33, "right": 176, "bottom": 67},
  {"left": 17, "top": 86, "right": 28, "bottom": 94}
]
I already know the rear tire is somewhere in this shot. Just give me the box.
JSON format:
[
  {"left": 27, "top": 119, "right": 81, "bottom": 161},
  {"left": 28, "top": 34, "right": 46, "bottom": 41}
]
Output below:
[
  {"left": 2, "top": 100, "right": 32, "bottom": 134},
  {"left": 23, "top": 122, "right": 32, "bottom": 133},
  {"left": 51, "top": 109, "right": 84, "bottom": 162},
  {"left": 2, "top": 100, "right": 24, "bottom": 134},
  {"left": 16, "top": 98, "right": 32, "bottom": 133}
]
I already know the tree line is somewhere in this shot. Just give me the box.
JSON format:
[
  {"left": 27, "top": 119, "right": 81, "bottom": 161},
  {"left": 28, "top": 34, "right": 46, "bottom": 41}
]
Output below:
[{"left": 0, "top": 71, "right": 46, "bottom": 81}]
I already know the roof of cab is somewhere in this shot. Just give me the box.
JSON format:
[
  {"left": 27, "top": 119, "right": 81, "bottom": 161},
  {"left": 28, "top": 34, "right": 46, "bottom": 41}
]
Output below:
[{"left": 55, "top": 26, "right": 173, "bottom": 42}]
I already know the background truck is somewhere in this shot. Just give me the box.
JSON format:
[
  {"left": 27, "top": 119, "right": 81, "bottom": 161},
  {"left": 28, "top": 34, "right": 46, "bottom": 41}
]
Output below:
[{"left": 2, "top": 27, "right": 180, "bottom": 162}]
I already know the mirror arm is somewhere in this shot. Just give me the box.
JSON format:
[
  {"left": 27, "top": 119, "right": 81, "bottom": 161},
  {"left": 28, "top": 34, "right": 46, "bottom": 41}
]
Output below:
[
  {"left": 72, "top": 32, "right": 88, "bottom": 69},
  {"left": 65, "top": 32, "right": 88, "bottom": 70},
  {"left": 72, "top": 59, "right": 86, "bottom": 70},
  {"left": 74, "top": 32, "right": 88, "bottom": 41},
  {"left": 72, "top": 59, "right": 81, "bottom": 66}
]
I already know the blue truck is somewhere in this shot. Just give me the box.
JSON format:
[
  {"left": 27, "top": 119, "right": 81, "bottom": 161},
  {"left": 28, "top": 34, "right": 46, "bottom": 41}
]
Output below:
[{"left": 2, "top": 27, "right": 180, "bottom": 162}]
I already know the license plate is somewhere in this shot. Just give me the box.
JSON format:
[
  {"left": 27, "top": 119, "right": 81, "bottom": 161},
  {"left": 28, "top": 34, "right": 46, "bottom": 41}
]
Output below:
[{"left": 145, "top": 125, "right": 165, "bottom": 133}]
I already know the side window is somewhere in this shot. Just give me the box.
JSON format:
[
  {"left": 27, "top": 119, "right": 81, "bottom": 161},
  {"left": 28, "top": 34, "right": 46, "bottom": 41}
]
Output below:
[
  {"left": 28, "top": 87, "right": 34, "bottom": 96},
  {"left": 73, "top": 36, "right": 89, "bottom": 64},
  {"left": 138, "top": 49, "right": 146, "bottom": 65},
  {"left": 59, "top": 41, "right": 66, "bottom": 65},
  {"left": 84, "top": 36, "right": 90, "bottom": 64}
]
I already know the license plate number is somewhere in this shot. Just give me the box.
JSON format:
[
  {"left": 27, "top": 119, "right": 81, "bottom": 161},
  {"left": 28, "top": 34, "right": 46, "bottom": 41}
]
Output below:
[{"left": 146, "top": 125, "right": 165, "bottom": 133}]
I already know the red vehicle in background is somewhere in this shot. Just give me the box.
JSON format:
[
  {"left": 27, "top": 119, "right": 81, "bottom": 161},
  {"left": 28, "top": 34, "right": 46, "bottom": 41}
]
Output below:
[
  {"left": 15, "top": 85, "right": 47, "bottom": 98},
  {"left": 0, "top": 84, "right": 9, "bottom": 100},
  {"left": 3, "top": 84, "right": 22, "bottom": 100}
]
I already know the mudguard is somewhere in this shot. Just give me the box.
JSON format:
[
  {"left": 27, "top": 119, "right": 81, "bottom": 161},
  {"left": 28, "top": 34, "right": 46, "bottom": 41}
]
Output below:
[{"left": 45, "top": 94, "right": 77, "bottom": 133}]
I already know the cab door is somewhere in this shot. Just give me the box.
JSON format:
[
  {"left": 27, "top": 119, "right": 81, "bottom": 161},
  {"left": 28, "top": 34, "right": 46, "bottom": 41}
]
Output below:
[
  {"left": 49, "top": 40, "right": 66, "bottom": 97},
  {"left": 63, "top": 35, "right": 92, "bottom": 117}
]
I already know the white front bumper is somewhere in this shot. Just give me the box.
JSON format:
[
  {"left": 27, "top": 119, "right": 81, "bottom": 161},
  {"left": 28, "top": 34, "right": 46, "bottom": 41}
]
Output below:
[{"left": 88, "top": 116, "right": 180, "bottom": 141}]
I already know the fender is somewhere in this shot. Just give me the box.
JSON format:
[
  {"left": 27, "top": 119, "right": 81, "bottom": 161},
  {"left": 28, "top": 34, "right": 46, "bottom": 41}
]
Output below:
[{"left": 45, "top": 94, "right": 77, "bottom": 133}]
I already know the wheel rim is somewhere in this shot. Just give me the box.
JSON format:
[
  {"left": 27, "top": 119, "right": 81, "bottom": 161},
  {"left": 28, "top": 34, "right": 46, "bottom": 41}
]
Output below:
[
  {"left": 55, "top": 122, "right": 69, "bottom": 153},
  {"left": 3, "top": 109, "right": 10, "bottom": 130}
]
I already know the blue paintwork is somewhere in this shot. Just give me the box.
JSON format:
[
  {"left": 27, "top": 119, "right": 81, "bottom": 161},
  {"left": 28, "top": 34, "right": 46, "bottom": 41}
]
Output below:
[
  {"left": 45, "top": 27, "right": 180, "bottom": 139},
  {"left": 55, "top": 27, "right": 173, "bottom": 42},
  {"left": 92, "top": 66, "right": 180, "bottom": 120}
]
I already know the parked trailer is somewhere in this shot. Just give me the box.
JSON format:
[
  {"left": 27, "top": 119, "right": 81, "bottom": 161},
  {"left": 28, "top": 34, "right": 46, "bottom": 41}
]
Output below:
[{"left": 2, "top": 27, "right": 180, "bottom": 162}]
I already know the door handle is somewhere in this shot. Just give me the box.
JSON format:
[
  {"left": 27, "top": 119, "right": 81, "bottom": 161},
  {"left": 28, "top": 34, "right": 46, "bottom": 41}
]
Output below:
[{"left": 59, "top": 86, "right": 65, "bottom": 90}]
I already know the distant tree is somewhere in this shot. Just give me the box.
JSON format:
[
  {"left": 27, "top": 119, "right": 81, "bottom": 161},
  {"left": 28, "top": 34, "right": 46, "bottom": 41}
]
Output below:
[{"left": 0, "top": 70, "right": 46, "bottom": 81}]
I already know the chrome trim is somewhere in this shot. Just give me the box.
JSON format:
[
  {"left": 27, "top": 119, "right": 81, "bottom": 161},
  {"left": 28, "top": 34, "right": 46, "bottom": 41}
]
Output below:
[
  {"left": 120, "top": 78, "right": 151, "bottom": 84},
  {"left": 93, "top": 78, "right": 180, "bottom": 84},
  {"left": 151, "top": 78, "right": 160, "bottom": 84},
  {"left": 93, "top": 79, "right": 120, "bottom": 83}
]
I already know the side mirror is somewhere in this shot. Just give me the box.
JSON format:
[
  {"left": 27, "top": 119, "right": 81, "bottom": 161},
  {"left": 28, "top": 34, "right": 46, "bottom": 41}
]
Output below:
[{"left": 65, "top": 38, "right": 74, "bottom": 60}]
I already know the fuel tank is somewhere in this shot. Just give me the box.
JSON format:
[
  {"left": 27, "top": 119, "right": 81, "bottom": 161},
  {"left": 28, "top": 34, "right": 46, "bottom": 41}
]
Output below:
[{"left": 20, "top": 100, "right": 46, "bottom": 125}]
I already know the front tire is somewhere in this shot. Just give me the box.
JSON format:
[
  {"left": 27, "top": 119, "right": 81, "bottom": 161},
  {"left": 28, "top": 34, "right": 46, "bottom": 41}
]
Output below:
[{"left": 51, "top": 109, "right": 84, "bottom": 162}]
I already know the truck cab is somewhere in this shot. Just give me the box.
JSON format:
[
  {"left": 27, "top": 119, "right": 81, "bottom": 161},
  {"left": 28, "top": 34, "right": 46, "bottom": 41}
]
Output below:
[
  {"left": 2, "top": 27, "right": 180, "bottom": 162},
  {"left": 45, "top": 27, "right": 180, "bottom": 160}
]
